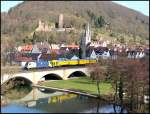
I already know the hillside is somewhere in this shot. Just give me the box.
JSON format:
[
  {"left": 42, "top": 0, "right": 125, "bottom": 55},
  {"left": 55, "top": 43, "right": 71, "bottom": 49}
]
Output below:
[{"left": 1, "top": 1, "right": 149, "bottom": 44}]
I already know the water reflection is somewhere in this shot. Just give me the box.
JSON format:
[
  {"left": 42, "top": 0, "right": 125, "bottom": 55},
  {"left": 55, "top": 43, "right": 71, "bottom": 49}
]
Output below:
[
  {"left": 48, "top": 93, "right": 78, "bottom": 103},
  {"left": 81, "top": 104, "right": 127, "bottom": 113},
  {"left": 38, "top": 88, "right": 56, "bottom": 94},
  {"left": 4, "top": 85, "right": 32, "bottom": 100},
  {"left": 1, "top": 86, "right": 127, "bottom": 113},
  {"left": 1, "top": 104, "right": 46, "bottom": 113},
  {"left": 99, "top": 104, "right": 127, "bottom": 113}
]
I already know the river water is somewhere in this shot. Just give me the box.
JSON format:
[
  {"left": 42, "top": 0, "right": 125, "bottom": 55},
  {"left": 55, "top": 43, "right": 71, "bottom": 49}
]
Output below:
[{"left": 1, "top": 86, "right": 127, "bottom": 113}]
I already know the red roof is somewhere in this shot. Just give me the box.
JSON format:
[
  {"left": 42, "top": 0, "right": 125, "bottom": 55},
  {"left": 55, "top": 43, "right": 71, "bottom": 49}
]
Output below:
[
  {"left": 65, "top": 45, "right": 79, "bottom": 49},
  {"left": 21, "top": 45, "right": 33, "bottom": 51}
]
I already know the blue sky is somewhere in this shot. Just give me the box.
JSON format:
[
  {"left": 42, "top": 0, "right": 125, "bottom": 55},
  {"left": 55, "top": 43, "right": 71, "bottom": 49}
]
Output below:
[
  {"left": 1, "top": 1, "right": 149, "bottom": 16},
  {"left": 1, "top": 1, "right": 23, "bottom": 12},
  {"left": 113, "top": 1, "right": 149, "bottom": 16}
]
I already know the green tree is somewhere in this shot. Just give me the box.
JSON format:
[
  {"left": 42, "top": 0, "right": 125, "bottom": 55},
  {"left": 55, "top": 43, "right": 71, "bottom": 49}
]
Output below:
[
  {"left": 87, "top": 10, "right": 96, "bottom": 24},
  {"left": 120, "top": 36, "right": 125, "bottom": 44},
  {"left": 94, "top": 16, "right": 106, "bottom": 28}
]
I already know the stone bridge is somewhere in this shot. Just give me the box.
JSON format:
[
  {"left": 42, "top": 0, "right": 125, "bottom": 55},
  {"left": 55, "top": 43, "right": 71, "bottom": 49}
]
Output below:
[{"left": 1, "top": 66, "right": 90, "bottom": 85}]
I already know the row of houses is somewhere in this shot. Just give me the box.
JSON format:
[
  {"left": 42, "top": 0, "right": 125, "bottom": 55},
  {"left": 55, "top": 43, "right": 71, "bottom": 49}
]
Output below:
[
  {"left": 17, "top": 42, "right": 79, "bottom": 53},
  {"left": 10, "top": 48, "right": 97, "bottom": 63},
  {"left": 11, "top": 39, "right": 149, "bottom": 63},
  {"left": 12, "top": 45, "right": 149, "bottom": 63}
]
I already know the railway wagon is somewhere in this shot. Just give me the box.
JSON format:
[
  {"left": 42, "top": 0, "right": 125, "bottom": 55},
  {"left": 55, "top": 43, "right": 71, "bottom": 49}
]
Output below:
[
  {"left": 68, "top": 60, "right": 79, "bottom": 65},
  {"left": 79, "top": 59, "right": 90, "bottom": 65},
  {"left": 48, "top": 60, "right": 78, "bottom": 67},
  {"left": 89, "top": 59, "right": 96, "bottom": 63}
]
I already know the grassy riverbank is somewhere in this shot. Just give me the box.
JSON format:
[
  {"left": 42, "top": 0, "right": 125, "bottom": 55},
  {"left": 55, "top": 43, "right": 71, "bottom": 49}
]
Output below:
[{"left": 39, "top": 77, "right": 114, "bottom": 96}]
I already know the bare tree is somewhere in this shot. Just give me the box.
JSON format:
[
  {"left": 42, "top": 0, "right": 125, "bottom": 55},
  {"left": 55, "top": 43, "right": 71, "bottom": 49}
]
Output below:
[
  {"left": 108, "top": 57, "right": 149, "bottom": 113},
  {"left": 125, "top": 58, "right": 149, "bottom": 112},
  {"left": 88, "top": 63, "right": 107, "bottom": 113},
  {"left": 89, "top": 63, "right": 107, "bottom": 98}
]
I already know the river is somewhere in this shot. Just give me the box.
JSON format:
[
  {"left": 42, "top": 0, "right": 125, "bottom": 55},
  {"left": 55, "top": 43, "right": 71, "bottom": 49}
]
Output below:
[{"left": 1, "top": 85, "right": 127, "bottom": 113}]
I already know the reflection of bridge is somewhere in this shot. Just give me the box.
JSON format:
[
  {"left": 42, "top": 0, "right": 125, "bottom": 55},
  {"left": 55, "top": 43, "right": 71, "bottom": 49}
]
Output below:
[
  {"left": 8, "top": 88, "right": 64, "bottom": 107},
  {"left": 1, "top": 66, "right": 89, "bottom": 85}
]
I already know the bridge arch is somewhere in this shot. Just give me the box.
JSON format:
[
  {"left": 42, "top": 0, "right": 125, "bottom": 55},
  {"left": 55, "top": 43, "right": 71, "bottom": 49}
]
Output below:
[
  {"left": 2, "top": 76, "right": 33, "bottom": 86},
  {"left": 68, "top": 71, "right": 87, "bottom": 78},
  {"left": 42, "top": 73, "right": 63, "bottom": 80}
]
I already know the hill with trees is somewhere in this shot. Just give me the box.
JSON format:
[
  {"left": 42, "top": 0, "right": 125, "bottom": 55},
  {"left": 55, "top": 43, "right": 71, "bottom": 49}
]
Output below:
[{"left": 1, "top": 1, "right": 149, "bottom": 48}]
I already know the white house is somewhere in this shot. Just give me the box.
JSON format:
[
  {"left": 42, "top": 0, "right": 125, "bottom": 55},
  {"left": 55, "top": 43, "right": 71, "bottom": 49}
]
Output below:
[
  {"left": 102, "top": 51, "right": 110, "bottom": 59},
  {"left": 90, "top": 50, "right": 97, "bottom": 59},
  {"left": 71, "top": 55, "right": 79, "bottom": 60}
]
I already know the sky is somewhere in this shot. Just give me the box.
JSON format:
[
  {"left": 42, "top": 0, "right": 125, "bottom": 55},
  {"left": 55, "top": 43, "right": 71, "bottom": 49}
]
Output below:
[
  {"left": 113, "top": 1, "right": 149, "bottom": 16},
  {"left": 1, "top": 1, "right": 149, "bottom": 16}
]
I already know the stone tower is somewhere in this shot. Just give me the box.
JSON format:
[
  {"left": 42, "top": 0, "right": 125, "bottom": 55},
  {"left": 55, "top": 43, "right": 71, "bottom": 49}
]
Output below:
[
  {"left": 59, "top": 14, "right": 63, "bottom": 28},
  {"left": 80, "top": 23, "right": 91, "bottom": 59}
]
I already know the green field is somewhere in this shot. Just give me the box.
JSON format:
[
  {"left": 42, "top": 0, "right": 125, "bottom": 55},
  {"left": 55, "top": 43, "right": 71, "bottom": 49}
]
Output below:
[{"left": 40, "top": 77, "right": 114, "bottom": 96}]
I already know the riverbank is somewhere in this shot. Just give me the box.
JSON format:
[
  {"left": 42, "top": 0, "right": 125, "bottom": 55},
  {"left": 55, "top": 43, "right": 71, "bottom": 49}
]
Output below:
[
  {"left": 37, "top": 77, "right": 114, "bottom": 100},
  {"left": 33, "top": 85, "right": 98, "bottom": 98}
]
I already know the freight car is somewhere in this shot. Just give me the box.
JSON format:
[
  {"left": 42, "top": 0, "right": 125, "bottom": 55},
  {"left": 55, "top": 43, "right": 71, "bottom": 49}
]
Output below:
[{"left": 23, "top": 59, "right": 96, "bottom": 69}]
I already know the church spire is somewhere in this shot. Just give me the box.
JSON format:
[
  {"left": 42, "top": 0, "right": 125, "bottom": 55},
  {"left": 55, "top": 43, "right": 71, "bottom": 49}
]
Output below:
[{"left": 79, "top": 23, "right": 91, "bottom": 59}]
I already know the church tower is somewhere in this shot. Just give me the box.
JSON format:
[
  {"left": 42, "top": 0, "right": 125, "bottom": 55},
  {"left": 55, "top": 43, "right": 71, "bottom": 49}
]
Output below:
[
  {"left": 80, "top": 23, "right": 91, "bottom": 59},
  {"left": 84, "top": 23, "right": 91, "bottom": 45}
]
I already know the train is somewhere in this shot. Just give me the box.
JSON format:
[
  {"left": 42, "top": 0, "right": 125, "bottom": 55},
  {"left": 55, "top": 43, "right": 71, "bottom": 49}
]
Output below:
[{"left": 22, "top": 59, "right": 97, "bottom": 69}]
